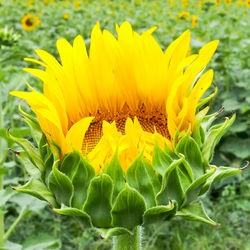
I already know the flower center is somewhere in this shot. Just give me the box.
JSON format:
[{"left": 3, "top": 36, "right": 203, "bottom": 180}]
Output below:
[
  {"left": 25, "top": 18, "right": 34, "bottom": 27},
  {"left": 82, "top": 103, "right": 169, "bottom": 153}
]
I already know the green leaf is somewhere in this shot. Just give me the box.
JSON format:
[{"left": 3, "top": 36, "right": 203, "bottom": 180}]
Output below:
[
  {"left": 202, "top": 114, "right": 236, "bottom": 165},
  {"left": 200, "top": 166, "right": 242, "bottom": 195},
  {"left": 152, "top": 142, "right": 173, "bottom": 176},
  {"left": 16, "top": 151, "right": 41, "bottom": 178},
  {"left": 143, "top": 160, "right": 161, "bottom": 194},
  {"left": 126, "top": 156, "right": 156, "bottom": 208},
  {"left": 156, "top": 157, "right": 185, "bottom": 207},
  {"left": 111, "top": 185, "right": 146, "bottom": 230},
  {"left": 176, "top": 201, "right": 218, "bottom": 226},
  {"left": 183, "top": 166, "right": 216, "bottom": 207},
  {"left": 60, "top": 151, "right": 81, "bottom": 179},
  {"left": 48, "top": 162, "right": 73, "bottom": 206},
  {"left": 104, "top": 152, "right": 125, "bottom": 201},
  {"left": 83, "top": 174, "right": 113, "bottom": 228},
  {"left": 96, "top": 227, "right": 132, "bottom": 240},
  {"left": 71, "top": 156, "right": 95, "bottom": 209},
  {"left": 177, "top": 135, "right": 203, "bottom": 180},
  {"left": 8, "top": 131, "right": 44, "bottom": 172},
  {"left": 0, "top": 188, "right": 15, "bottom": 207},
  {"left": 43, "top": 152, "right": 54, "bottom": 186},
  {"left": 143, "top": 201, "right": 177, "bottom": 225},
  {"left": 53, "top": 205, "right": 91, "bottom": 226},
  {"left": 14, "top": 178, "right": 57, "bottom": 207},
  {"left": 193, "top": 107, "right": 209, "bottom": 147}
]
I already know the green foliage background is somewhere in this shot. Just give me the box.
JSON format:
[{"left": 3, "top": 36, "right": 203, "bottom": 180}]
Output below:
[{"left": 0, "top": 0, "right": 249, "bottom": 249}]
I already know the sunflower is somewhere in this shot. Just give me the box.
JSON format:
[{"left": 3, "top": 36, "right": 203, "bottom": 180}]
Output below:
[
  {"left": 62, "top": 13, "right": 70, "bottom": 19},
  {"left": 11, "top": 21, "right": 219, "bottom": 173},
  {"left": 246, "top": 0, "right": 250, "bottom": 7},
  {"left": 224, "top": 0, "right": 232, "bottom": 4},
  {"left": 198, "top": 1, "right": 203, "bottom": 8},
  {"left": 21, "top": 13, "right": 40, "bottom": 31},
  {"left": 215, "top": 0, "right": 221, "bottom": 6},
  {"left": 73, "top": 1, "right": 81, "bottom": 8},
  {"left": 191, "top": 15, "right": 198, "bottom": 28},
  {"left": 177, "top": 11, "right": 191, "bottom": 21}
]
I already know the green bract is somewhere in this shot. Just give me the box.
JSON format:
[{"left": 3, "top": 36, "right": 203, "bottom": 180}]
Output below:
[{"left": 9, "top": 105, "right": 243, "bottom": 239}]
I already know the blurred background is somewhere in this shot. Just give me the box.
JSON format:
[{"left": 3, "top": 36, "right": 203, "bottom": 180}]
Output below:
[{"left": 0, "top": 0, "right": 249, "bottom": 249}]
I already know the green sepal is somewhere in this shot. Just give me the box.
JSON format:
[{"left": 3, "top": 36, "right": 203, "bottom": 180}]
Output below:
[
  {"left": 111, "top": 185, "right": 146, "bottom": 230},
  {"left": 202, "top": 114, "right": 236, "bottom": 165},
  {"left": 197, "top": 87, "right": 217, "bottom": 110},
  {"left": 143, "top": 201, "right": 177, "bottom": 225},
  {"left": 156, "top": 157, "right": 184, "bottom": 206},
  {"left": 83, "top": 174, "right": 113, "bottom": 228},
  {"left": 193, "top": 107, "right": 209, "bottom": 147},
  {"left": 19, "top": 103, "right": 43, "bottom": 147},
  {"left": 182, "top": 166, "right": 216, "bottom": 207},
  {"left": 176, "top": 201, "right": 218, "bottom": 226},
  {"left": 143, "top": 160, "right": 161, "bottom": 194},
  {"left": 16, "top": 151, "right": 40, "bottom": 178},
  {"left": 96, "top": 227, "right": 132, "bottom": 240},
  {"left": 200, "top": 166, "right": 242, "bottom": 195},
  {"left": 48, "top": 162, "right": 73, "bottom": 206},
  {"left": 43, "top": 152, "right": 54, "bottom": 186},
  {"left": 177, "top": 135, "right": 203, "bottom": 180},
  {"left": 8, "top": 131, "right": 44, "bottom": 172},
  {"left": 60, "top": 151, "right": 81, "bottom": 179},
  {"left": 14, "top": 178, "right": 57, "bottom": 207},
  {"left": 152, "top": 141, "right": 173, "bottom": 176},
  {"left": 103, "top": 152, "right": 125, "bottom": 201},
  {"left": 126, "top": 155, "right": 156, "bottom": 208},
  {"left": 53, "top": 205, "right": 91, "bottom": 226},
  {"left": 71, "top": 155, "right": 95, "bottom": 209}
]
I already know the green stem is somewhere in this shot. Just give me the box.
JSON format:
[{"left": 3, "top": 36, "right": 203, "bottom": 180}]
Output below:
[
  {"left": 3, "top": 210, "right": 29, "bottom": 243},
  {"left": 113, "top": 226, "right": 142, "bottom": 250},
  {"left": 0, "top": 83, "right": 4, "bottom": 248}
]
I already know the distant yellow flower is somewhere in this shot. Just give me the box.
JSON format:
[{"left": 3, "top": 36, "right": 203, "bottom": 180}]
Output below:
[
  {"left": 21, "top": 13, "right": 40, "bottom": 31},
  {"left": 198, "top": 1, "right": 203, "bottom": 8},
  {"left": 191, "top": 15, "right": 198, "bottom": 28},
  {"left": 215, "top": 0, "right": 221, "bottom": 6},
  {"left": 11, "top": 21, "right": 219, "bottom": 172},
  {"left": 169, "top": 0, "right": 173, "bottom": 6},
  {"left": 177, "top": 11, "right": 190, "bottom": 21},
  {"left": 246, "top": 0, "right": 250, "bottom": 7},
  {"left": 182, "top": 0, "right": 188, "bottom": 8},
  {"left": 73, "top": 1, "right": 81, "bottom": 8},
  {"left": 63, "top": 13, "right": 70, "bottom": 20},
  {"left": 44, "top": 0, "right": 49, "bottom": 5},
  {"left": 28, "top": 0, "right": 32, "bottom": 7},
  {"left": 236, "top": 1, "right": 244, "bottom": 6},
  {"left": 224, "top": 0, "right": 232, "bottom": 4}
]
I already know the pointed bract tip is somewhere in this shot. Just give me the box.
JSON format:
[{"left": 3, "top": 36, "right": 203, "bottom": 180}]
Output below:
[
  {"left": 215, "top": 223, "right": 221, "bottom": 227},
  {"left": 8, "top": 148, "right": 20, "bottom": 155},
  {"left": 240, "top": 161, "right": 249, "bottom": 171}
]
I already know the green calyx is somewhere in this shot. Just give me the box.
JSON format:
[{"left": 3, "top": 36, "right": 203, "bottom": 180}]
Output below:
[{"left": 8, "top": 105, "right": 244, "bottom": 239}]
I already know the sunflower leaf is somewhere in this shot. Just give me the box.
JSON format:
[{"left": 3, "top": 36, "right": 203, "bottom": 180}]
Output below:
[
  {"left": 83, "top": 174, "right": 113, "bottom": 228},
  {"left": 126, "top": 156, "right": 156, "bottom": 208},
  {"left": 111, "top": 185, "right": 146, "bottom": 230},
  {"left": 176, "top": 201, "right": 218, "bottom": 226}
]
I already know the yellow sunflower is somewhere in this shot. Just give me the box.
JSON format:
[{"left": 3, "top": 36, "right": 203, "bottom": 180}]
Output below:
[
  {"left": 191, "top": 15, "right": 198, "bottom": 28},
  {"left": 246, "top": 0, "right": 250, "bottom": 7},
  {"left": 198, "top": 1, "right": 203, "bottom": 8},
  {"left": 177, "top": 11, "right": 191, "bottom": 21},
  {"left": 21, "top": 13, "right": 40, "bottom": 31},
  {"left": 11, "top": 22, "right": 219, "bottom": 173},
  {"left": 73, "top": 1, "right": 81, "bottom": 8},
  {"left": 224, "top": 0, "right": 232, "bottom": 4},
  {"left": 63, "top": 13, "right": 70, "bottom": 20},
  {"left": 215, "top": 0, "right": 221, "bottom": 6}
]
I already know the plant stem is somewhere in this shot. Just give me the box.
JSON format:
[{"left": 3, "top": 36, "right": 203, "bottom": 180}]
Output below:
[
  {"left": 0, "top": 84, "right": 4, "bottom": 248},
  {"left": 3, "top": 210, "right": 29, "bottom": 243},
  {"left": 113, "top": 226, "right": 142, "bottom": 250}
]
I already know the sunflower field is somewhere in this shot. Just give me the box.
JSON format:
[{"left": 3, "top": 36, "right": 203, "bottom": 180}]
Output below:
[{"left": 0, "top": 0, "right": 250, "bottom": 249}]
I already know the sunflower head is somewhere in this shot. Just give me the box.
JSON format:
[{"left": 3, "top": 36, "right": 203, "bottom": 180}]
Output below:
[
  {"left": 21, "top": 13, "right": 40, "bottom": 31},
  {"left": 9, "top": 22, "right": 243, "bottom": 236},
  {"left": 191, "top": 15, "right": 198, "bottom": 28}
]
